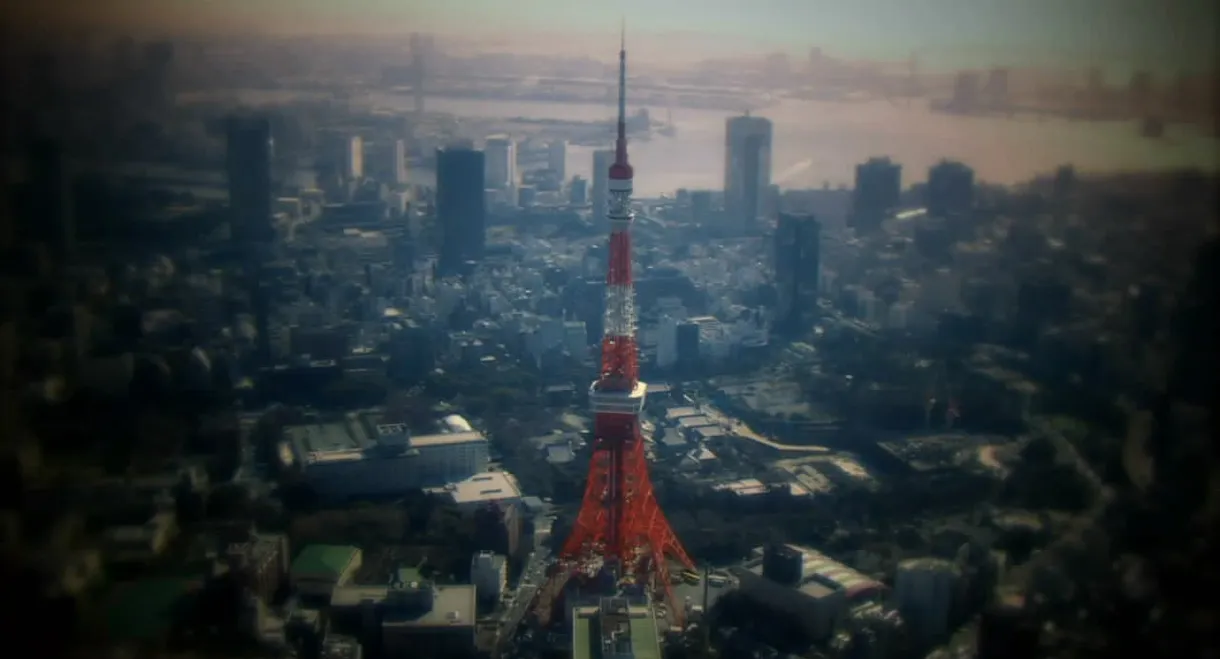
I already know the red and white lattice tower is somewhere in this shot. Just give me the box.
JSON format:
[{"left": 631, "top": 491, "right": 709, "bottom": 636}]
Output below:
[{"left": 546, "top": 30, "right": 694, "bottom": 618}]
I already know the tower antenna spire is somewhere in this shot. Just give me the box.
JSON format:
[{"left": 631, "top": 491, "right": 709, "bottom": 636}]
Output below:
[{"left": 615, "top": 22, "right": 629, "bottom": 167}]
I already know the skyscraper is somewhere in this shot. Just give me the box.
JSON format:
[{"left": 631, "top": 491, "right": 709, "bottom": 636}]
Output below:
[
  {"left": 226, "top": 116, "right": 274, "bottom": 363},
  {"left": 226, "top": 117, "right": 274, "bottom": 247},
  {"left": 344, "top": 135, "right": 364, "bottom": 181},
  {"left": 390, "top": 139, "right": 408, "bottom": 186},
  {"left": 724, "top": 114, "right": 773, "bottom": 230},
  {"left": 569, "top": 176, "right": 588, "bottom": 206},
  {"left": 851, "top": 157, "right": 902, "bottom": 233},
  {"left": 548, "top": 140, "right": 567, "bottom": 180},
  {"left": 483, "top": 135, "right": 517, "bottom": 192},
  {"left": 435, "top": 145, "right": 486, "bottom": 276},
  {"left": 591, "top": 149, "right": 614, "bottom": 221},
  {"left": 926, "top": 160, "right": 975, "bottom": 218},
  {"left": 775, "top": 213, "right": 821, "bottom": 334}
]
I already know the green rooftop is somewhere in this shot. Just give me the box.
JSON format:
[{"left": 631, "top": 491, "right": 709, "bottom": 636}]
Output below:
[
  {"left": 291, "top": 544, "right": 359, "bottom": 579},
  {"left": 105, "top": 577, "right": 200, "bottom": 642},
  {"left": 395, "top": 566, "right": 424, "bottom": 585}
]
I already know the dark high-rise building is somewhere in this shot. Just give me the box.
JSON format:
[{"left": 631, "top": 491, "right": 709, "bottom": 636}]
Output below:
[
  {"left": 690, "top": 190, "right": 713, "bottom": 224},
  {"left": 926, "top": 160, "right": 975, "bottom": 219},
  {"left": 568, "top": 176, "right": 588, "bottom": 205},
  {"left": 435, "top": 145, "right": 486, "bottom": 276},
  {"left": 225, "top": 116, "right": 274, "bottom": 363},
  {"left": 22, "top": 139, "right": 75, "bottom": 259},
  {"left": 724, "top": 115, "right": 773, "bottom": 230},
  {"left": 775, "top": 213, "right": 821, "bottom": 334},
  {"left": 675, "top": 322, "right": 701, "bottom": 373},
  {"left": 851, "top": 157, "right": 901, "bottom": 233},
  {"left": 226, "top": 117, "right": 274, "bottom": 246}
]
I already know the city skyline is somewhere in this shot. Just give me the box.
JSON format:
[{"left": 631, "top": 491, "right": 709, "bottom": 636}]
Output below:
[{"left": 7, "top": 0, "right": 1218, "bottom": 77}]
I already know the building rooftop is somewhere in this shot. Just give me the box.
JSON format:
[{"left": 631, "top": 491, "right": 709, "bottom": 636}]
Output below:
[
  {"left": 433, "top": 471, "right": 522, "bottom": 506},
  {"left": 331, "top": 585, "right": 392, "bottom": 608},
  {"left": 665, "top": 406, "right": 701, "bottom": 421},
  {"left": 410, "top": 430, "right": 487, "bottom": 448},
  {"left": 382, "top": 584, "right": 477, "bottom": 628},
  {"left": 572, "top": 598, "right": 662, "bottom": 659},
  {"left": 678, "top": 415, "right": 717, "bottom": 429},
  {"left": 714, "top": 478, "right": 768, "bottom": 497},
  {"left": 746, "top": 544, "right": 884, "bottom": 600},
  {"left": 291, "top": 545, "right": 359, "bottom": 580},
  {"left": 659, "top": 429, "right": 688, "bottom": 447},
  {"left": 287, "top": 422, "right": 366, "bottom": 456}
]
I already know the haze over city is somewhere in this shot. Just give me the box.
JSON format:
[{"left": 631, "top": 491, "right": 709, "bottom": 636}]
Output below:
[
  {"left": 0, "top": 2, "right": 1217, "bottom": 659},
  {"left": 12, "top": 0, "right": 1220, "bottom": 75}
]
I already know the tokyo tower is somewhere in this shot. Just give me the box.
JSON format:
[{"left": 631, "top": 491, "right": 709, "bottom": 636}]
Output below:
[{"left": 550, "top": 29, "right": 694, "bottom": 614}]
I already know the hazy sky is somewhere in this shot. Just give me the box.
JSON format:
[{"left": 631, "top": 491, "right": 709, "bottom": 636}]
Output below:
[{"left": 12, "top": 0, "right": 1219, "bottom": 75}]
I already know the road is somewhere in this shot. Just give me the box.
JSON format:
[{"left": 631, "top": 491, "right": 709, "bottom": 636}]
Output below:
[
  {"left": 702, "top": 405, "right": 831, "bottom": 454},
  {"left": 1028, "top": 416, "right": 1110, "bottom": 503},
  {"left": 495, "top": 547, "right": 551, "bottom": 658}
]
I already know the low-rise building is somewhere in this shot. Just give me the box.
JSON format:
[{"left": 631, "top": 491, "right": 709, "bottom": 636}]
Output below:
[
  {"left": 331, "top": 580, "right": 477, "bottom": 658},
  {"left": 571, "top": 596, "right": 662, "bottom": 659},
  {"left": 426, "top": 471, "right": 522, "bottom": 510},
  {"left": 288, "top": 416, "right": 490, "bottom": 499},
  {"left": 290, "top": 545, "right": 362, "bottom": 599},
  {"left": 731, "top": 544, "right": 886, "bottom": 643}
]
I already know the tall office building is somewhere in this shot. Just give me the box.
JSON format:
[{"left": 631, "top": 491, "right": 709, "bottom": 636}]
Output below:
[
  {"left": 775, "top": 213, "right": 821, "bottom": 334},
  {"left": 590, "top": 149, "right": 614, "bottom": 220},
  {"left": 483, "top": 135, "right": 517, "bottom": 192},
  {"left": 435, "top": 145, "right": 486, "bottom": 276},
  {"left": 675, "top": 321, "right": 701, "bottom": 373},
  {"left": 547, "top": 140, "right": 567, "bottom": 180},
  {"left": 690, "top": 190, "right": 713, "bottom": 224},
  {"left": 389, "top": 139, "right": 408, "bottom": 186},
  {"left": 320, "top": 131, "right": 363, "bottom": 186},
  {"left": 724, "top": 114, "right": 773, "bottom": 230},
  {"left": 926, "top": 160, "right": 975, "bottom": 218},
  {"left": 344, "top": 135, "right": 363, "bottom": 181},
  {"left": 568, "top": 176, "right": 588, "bottom": 206},
  {"left": 227, "top": 117, "right": 275, "bottom": 247},
  {"left": 851, "top": 157, "right": 902, "bottom": 233},
  {"left": 226, "top": 116, "right": 275, "bottom": 363}
]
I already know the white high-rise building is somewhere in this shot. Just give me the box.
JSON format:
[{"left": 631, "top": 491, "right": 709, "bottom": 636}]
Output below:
[
  {"left": 548, "top": 140, "right": 567, "bottom": 180},
  {"left": 344, "top": 135, "right": 364, "bottom": 180},
  {"left": 483, "top": 135, "right": 517, "bottom": 192},
  {"left": 656, "top": 317, "right": 680, "bottom": 369},
  {"left": 471, "top": 551, "right": 507, "bottom": 603},
  {"left": 591, "top": 149, "right": 615, "bottom": 221},
  {"left": 390, "top": 139, "right": 408, "bottom": 185},
  {"left": 724, "top": 115, "right": 773, "bottom": 229}
]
